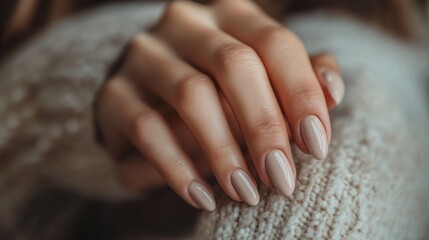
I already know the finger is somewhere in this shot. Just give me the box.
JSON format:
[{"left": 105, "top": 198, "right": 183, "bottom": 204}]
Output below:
[
  {"left": 119, "top": 150, "right": 213, "bottom": 192},
  {"left": 214, "top": 0, "right": 331, "bottom": 160},
  {"left": 101, "top": 76, "right": 216, "bottom": 211},
  {"left": 155, "top": 1, "right": 296, "bottom": 196},
  {"left": 118, "top": 155, "right": 165, "bottom": 191},
  {"left": 310, "top": 53, "right": 345, "bottom": 109},
  {"left": 124, "top": 33, "right": 259, "bottom": 205}
]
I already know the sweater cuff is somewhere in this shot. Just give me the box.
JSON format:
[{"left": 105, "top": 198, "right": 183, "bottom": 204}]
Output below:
[{"left": 0, "top": 2, "right": 166, "bottom": 200}]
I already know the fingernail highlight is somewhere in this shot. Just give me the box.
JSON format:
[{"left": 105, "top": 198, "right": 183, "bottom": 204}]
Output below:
[
  {"left": 322, "top": 70, "right": 345, "bottom": 105},
  {"left": 189, "top": 181, "right": 216, "bottom": 211},
  {"left": 300, "top": 115, "right": 328, "bottom": 160},
  {"left": 231, "top": 169, "right": 259, "bottom": 206},
  {"left": 265, "top": 150, "right": 295, "bottom": 196}
]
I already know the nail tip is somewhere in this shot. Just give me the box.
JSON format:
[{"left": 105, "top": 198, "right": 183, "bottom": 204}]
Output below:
[
  {"left": 265, "top": 150, "right": 296, "bottom": 199},
  {"left": 246, "top": 193, "right": 260, "bottom": 206},
  {"left": 231, "top": 169, "right": 259, "bottom": 207},
  {"left": 301, "top": 115, "right": 329, "bottom": 161},
  {"left": 279, "top": 188, "right": 294, "bottom": 197},
  {"left": 207, "top": 204, "right": 216, "bottom": 212},
  {"left": 314, "top": 151, "right": 328, "bottom": 160},
  {"left": 249, "top": 195, "right": 260, "bottom": 206},
  {"left": 323, "top": 70, "right": 345, "bottom": 106},
  {"left": 238, "top": 194, "right": 260, "bottom": 206},
  {"left": 189, "top": 181, "right": 216, "bottom": 212},
  {"left": 247, "top": 200, "right": 259, "bottom": 206},
  {"left": 333, "top": 94, "right": 344, "bottom": 105}
]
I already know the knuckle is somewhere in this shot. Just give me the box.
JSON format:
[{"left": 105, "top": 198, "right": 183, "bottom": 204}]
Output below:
[
  {"left": 174, "top": 74, "right": 214, "bottom": 105},
  {"left": 214, "top": 43, "right": 259, "bottom": 68},
  {"left": 259, "top": 26, "right": 301, "bottom": 51},
  {"left": 210, "top": 141, "right": 238, "bottom": 160},
  {"left": 129, "top": 34, "right": 148, "bottom": 53},
  {"left": 127, "top": 34, "right": 153, "bottom": 65},
  {"left": 162, "top": 0, "right": 191, "bottom": 23},
  {"left": 213, "top": 0, "right": 254, "bottom": 15},
  {"left": 101, "top": 78, "right": 128, "bottom": 100},
  {"left": 312, "top": 52, "right": 338, "bottom": 66},
  {"left": 289, "top": 86, "right": 323, "bottom": 104},
  {"left": 318, "top": 52, "right": 335, "bottom": 60},
  {"left": 130, "top": 112, "right": 162, "bottom": 139},
  {"left": 251, "top": 113, "right": 284, "bottom": 139},
  {"left": 102, "top": 79, "right": 120, "bottom": 96}
]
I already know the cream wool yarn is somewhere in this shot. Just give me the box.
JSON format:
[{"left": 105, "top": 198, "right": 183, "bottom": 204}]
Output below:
[
  {"left": 0, "top": 2, "right": 428, "bottom": 239},
  {"left": 196, "top": 12, "right": 429, "bottom": 240},
  {"left": 0, "top": 3, "right": 165, "bottom": 236}
]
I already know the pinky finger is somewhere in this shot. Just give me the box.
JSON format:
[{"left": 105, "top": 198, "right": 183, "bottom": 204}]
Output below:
[
  {"left": 310, "top": 53, "right": 345, "bottom": 109},
  {"left": 108, "top": 76, "right": 216, "bottom": 211}
]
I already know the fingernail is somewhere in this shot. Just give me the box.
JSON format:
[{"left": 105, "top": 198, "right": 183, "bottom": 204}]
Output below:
[
  {"left": 231, "top": 169, "right": 259, "bottom": 206},
  {"left": 300, "top": 115, "right": 328, "bottom": 160},
  {"left": 265, "top": 150, "right": 295, "bottom": 196},
  {"left": 189, "top": 181, "right": 216, "bottom": 211},
  {"left": 322, "top": 70, "right": 345, "bottom": 105}
]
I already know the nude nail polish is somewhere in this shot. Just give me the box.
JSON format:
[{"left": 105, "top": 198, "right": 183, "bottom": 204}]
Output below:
[
  {"left": 322, "top": 70, "right": 345, "bottom": 105},
  {"left": 189, "top": 181, "right": 216, "bottom": 211},
  {"left": 265, "top": 150, "right": 295, "bottom": 196},
  {"left": 300, "top": 115, "right": 328, "bottom": 160},
  {"left": 231, "top": 169, "right": 259, "bottom": 206}
]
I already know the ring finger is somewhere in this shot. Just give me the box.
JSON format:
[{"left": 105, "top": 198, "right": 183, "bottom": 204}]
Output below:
[
  {"left": 99, "top": 75, "right": 216, "bottom": 211},
  {"left": 155, "top": 1, "right": 296, "bottom": 196},
  {"left": 124, "top": 33, "right": 260, "bottom": 205}
]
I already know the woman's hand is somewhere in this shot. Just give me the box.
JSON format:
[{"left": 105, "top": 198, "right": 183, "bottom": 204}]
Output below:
[{"left": 96, "top": 0, "right": 344, "bottom": 211}]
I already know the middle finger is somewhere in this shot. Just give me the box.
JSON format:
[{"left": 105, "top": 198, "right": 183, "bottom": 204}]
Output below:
[{"left": 155, "top": 2, "right": 296, "bottom": 196}]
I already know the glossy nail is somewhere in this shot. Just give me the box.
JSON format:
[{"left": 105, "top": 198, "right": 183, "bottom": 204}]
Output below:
[
  {"left": 231, "top": 169, "right": 259, "bottom": 206},
  {"left": 189, "top": 181, "right": 216, "bottom": 211},
  {"left": 322, "top": 70, "right": 345, "bottom": 105},
  {"left": 300, "top": 115, "right": 328, "bottom": 160},
  {"left": 265, "top": 150, "right": 295, "bottom": 196}
]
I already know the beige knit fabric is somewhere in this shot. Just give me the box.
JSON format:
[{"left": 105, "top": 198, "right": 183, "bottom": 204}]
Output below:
[
  {"left": 0, "top": 3, "right": 165, "bottom": 236},
  {"left": 195, "top": 13, "right": 429, "bottom": 240},
  {"left": 0, "top": 2, "right": 428, "bottom": 240}
]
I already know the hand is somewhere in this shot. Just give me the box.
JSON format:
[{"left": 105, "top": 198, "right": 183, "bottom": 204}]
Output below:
[{"left": 96, "top": 0, "right": 345, "bottom": 211}]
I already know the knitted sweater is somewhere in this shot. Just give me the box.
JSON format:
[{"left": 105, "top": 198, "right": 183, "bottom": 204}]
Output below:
[
  {"left": 196, "top": 13, "right": 429, "bottom": 240},
  {"left": 0, "top": 2, "right": 428, "bottom": 240}
]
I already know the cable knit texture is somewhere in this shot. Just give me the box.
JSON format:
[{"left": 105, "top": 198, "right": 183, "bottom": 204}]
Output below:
[
  {"left": 196, "top": 13, "right": 429, "bottom": 240},
  {"left": 0, "top": 2, "right": 165, "bottom": 236},
  {"left": 0, "top": 2, "right": 428, "bottom": 240}
]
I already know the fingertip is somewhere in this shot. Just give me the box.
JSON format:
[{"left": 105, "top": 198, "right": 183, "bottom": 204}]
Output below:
[
  {"left": 231, "top": 169, "right": 260, "bottom": 206},
  {"left": 321, "top": 69, "right": 345, "bottom": 106},
  {"left": 188, "top": 181, "right": 217, "bottom": 211},
  {"left": 310, "top": 53, "right": 345, "bottom": 109},
  {"left": 300, "top": 115, "right": 329, "bottom": 160}
]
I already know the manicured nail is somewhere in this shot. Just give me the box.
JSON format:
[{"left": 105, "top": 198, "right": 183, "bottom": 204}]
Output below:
[
  {"left": 265, "top": 150, "right": 295, "bottom": 196},
  {"left": 322, "top": 70, "right": 345, "bottom": 105},
  {"left": 189, "top": 181, "right": 216, "bottom": 211},
  {"left": 300, "top": 115, "right": 328, "bottom": 160},
  {"left": 231, "top": 169, "right": 259, "bottom": 206}
]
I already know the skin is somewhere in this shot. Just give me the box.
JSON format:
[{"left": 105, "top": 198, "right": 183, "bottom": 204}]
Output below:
[
  {"left": 4, "top": 0, "right": 345, "bottom": 210},
  {"left": 96, "top": 0, "right": 344, "bottom": 210},
  {"left": 4, "top": 0, "right": 424, "bottom": 212}
]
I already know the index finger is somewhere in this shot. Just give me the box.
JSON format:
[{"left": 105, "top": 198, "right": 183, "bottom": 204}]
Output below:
[{"left": 213, "top": 0, "right": 331, "bottom": 160}]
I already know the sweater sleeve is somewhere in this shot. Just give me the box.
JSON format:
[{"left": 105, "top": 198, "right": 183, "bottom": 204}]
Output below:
[
  {"left": 0, "top": 2, "right": 166, "bottom": 224},
  {"left": 195, "top": 12, "right": 429, "bottom": 240}
]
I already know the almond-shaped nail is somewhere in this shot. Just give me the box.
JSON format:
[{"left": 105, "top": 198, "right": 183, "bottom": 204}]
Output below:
[
  {"left": 322, "top": 70, "right": 345, "bottom": 105},
  {"left": 231, "top": 169, "right": 259, "bottom": 206},
  {"left": 188, "top": 181, "right": 216, "bottom": 211},
  {"left": 300, "top": 115, "right": 328, "bottom": 160},
  {"left": 265, "top": 150, "right": 295, "bottom": 196}
]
